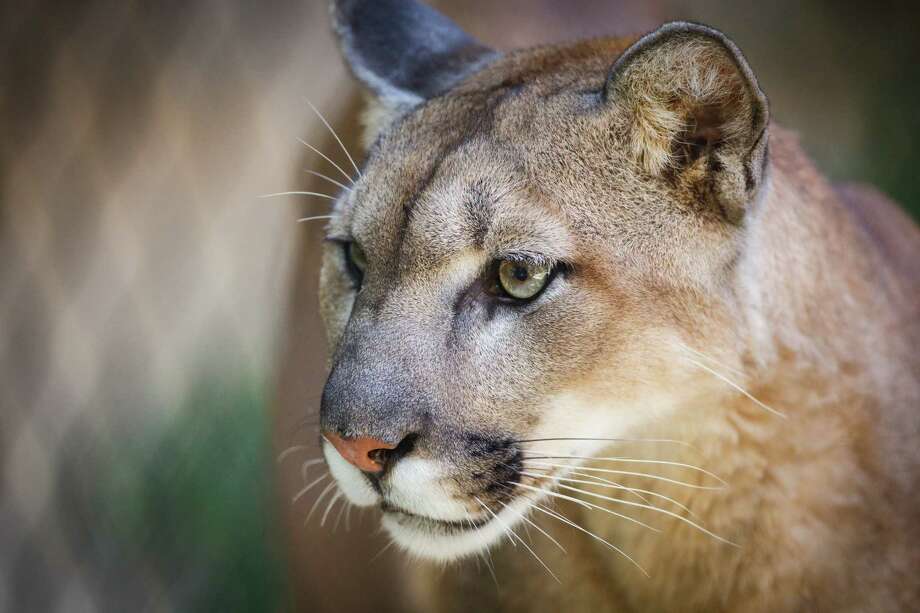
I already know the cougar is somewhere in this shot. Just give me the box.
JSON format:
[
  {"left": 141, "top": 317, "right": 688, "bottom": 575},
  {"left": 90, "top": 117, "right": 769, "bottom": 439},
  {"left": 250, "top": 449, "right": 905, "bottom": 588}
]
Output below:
[{"left": 311, "top": 1, "right": 920, "bottom": 610}]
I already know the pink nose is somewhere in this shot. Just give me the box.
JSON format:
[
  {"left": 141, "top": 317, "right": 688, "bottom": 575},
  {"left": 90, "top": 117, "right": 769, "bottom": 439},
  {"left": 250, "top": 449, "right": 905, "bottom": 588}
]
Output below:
[{"left": 324, "top": 432, "right": 397, "bottom": 473}]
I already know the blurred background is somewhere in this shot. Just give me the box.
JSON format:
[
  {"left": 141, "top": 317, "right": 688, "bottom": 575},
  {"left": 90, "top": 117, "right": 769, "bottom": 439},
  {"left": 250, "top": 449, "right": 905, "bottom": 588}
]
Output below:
[{"left": 1, "top": 1, "right": 917, "bottom": 611}]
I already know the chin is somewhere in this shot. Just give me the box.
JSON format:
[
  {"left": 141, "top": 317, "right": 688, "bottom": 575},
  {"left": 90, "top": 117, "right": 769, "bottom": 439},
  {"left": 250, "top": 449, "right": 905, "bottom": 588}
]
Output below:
[{"left": 380, "top": 495, "right": 534, "bottom": 562}]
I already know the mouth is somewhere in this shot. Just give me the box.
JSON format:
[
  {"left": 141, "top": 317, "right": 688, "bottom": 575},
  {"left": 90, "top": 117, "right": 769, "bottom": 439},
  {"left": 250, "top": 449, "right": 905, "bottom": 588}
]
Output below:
[
  {"left": 380, "top": 501, "right": 492, "bottom": 535},
  {"left": 372, "top": 472, "right": 569, "bottom": 561},
  {"left": 378, "top": 494, "right": 535, "bottom": 561}
]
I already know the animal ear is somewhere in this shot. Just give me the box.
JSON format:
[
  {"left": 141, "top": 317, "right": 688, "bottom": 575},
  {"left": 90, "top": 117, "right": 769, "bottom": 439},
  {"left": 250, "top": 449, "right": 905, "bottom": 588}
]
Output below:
[
  {"left": 332, "top": 0, "right": 498, "bottom": 141},
  {"left": 606, "top": 22, "right": 769, "bottom": 220}
]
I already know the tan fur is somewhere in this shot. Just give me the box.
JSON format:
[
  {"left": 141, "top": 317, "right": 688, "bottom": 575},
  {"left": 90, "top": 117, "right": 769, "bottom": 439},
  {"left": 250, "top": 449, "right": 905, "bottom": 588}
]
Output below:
[{"left": 321, "top": 28, "right": 920, "bottom": 613}]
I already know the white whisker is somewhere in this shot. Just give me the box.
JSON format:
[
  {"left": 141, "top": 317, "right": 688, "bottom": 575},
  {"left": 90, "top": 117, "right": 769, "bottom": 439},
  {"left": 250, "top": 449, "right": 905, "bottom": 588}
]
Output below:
[
  {"left": 370, "top": 539, "right": 396, "bottom": 563},
  {"left": 521, "top": 470, "right": 658, "bottom": 510},
  {"left": 321, "top": 490, "right": 344, "bottom": 527},
  {"left": 304, "top": 97, "right": 363, "bottom": 179},
  {"left": 298, "top": 138, "right": 356, "bottom": 185},
  {"left": 259, "top": 190, "right": 336, "bottom": 200},
  {"left": 478, "top": 499, "right": 516, "bottom": 548},
  {"left": 292, "top": 472, "right": 328, "bottom": 503},
  {"left": 514, "top": 482, "right": 660, "bottom": 533},
  {"left": 344, "top": 503, "right": 353, "bottom": 532},
  {"left": 476, "top": 497, "right": 560, "bottom": 584},
  {"left": 297, "top": 214, "right": 334, "bottom": 224},
  {"left": 301, "top": 458, "right": 325, "bottom": 482},
  {"left": 684, "top": 355, "right": 786, "bottom": 418},
  {"left": 276, "top": 446, "right": 310, "bottom": 463},
  {"left": 531, "top": 502, "right": 649, "bottom": 577},
  {"left": 527, "top": 462, "right": 725, "bottom": 490},
  {"left": 499, "top": 500, "right": 566, "bottom": 553},
  {"left": 676, "top": 341, "right": 746, "bottom": 379},
  {"left": 305, "top": 481, "right": 338, "bottom": 525},
  {"left": 563, "top": 470, "right": 653, "bottom": 506},
  {"left": 565, "top": 470, "right": 697, "bottom": 518},
  {"left": 479, "top": 549, "right": 500, "bottom": 588},
  {"left": 519, "top": 517, "right": 534, "bottom": 545},
  {"left": 333, "top": 497, "right": 349, "bottom": 532},
  {"left": 552, "top": 482, "right": 737, "bottom": 547},
  {"left": 524, "top": 455, "right": 727, "bottom": 487},
  {"left": 305, "top": 169, "right": 353, "bottom": 193},
  {"left": 517, "top": 437, "right": 698, "bottom": 450}
]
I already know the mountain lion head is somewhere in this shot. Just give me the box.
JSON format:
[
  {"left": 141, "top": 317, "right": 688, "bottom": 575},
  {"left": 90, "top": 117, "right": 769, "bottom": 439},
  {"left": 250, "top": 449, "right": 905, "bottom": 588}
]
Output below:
[{"left": 318, "top": 0, "right": 768, "bottom": 561}]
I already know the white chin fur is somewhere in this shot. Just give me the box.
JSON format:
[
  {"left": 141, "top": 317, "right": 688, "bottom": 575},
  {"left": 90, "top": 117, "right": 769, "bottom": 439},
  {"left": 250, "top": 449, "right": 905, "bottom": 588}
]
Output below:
[
  {"left": 385, "top": 456, "right": 472, "bottom": 521},
  {"left": 381, "top": 493, "right": 537, "bottom": 562},
  {"left": 322, "top": 441, "right": 544, "bottom": 561},
  {"left": 322, "top": 427, "right": 604, "bottom": 563}
]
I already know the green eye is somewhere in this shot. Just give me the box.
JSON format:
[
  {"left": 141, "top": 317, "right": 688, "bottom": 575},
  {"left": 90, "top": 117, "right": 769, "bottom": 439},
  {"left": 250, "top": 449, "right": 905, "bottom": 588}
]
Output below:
[
  {"left": 497, "top": 259, "right": 551, "bottom": 300},
  {"left": 348, "top": 242, "right": 367, "bottom": 273}
]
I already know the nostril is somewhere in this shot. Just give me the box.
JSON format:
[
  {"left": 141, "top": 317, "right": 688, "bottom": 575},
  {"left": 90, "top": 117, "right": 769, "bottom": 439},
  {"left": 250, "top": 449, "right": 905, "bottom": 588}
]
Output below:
[
  {"left": 367, "top": 447, "right": 392, "bottom": 466},
  {"left": 323, "top": 431, "right": 419, "bottom": 474},
  {"left": 364, "top": 433, "right": 418, "bottom": 471}
]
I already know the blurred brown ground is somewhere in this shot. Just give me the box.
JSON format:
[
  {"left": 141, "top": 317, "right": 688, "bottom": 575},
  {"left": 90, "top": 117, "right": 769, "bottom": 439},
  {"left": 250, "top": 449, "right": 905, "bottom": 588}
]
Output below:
[{"left": 1, "top": 1, "right": 917, "bottom": 611}]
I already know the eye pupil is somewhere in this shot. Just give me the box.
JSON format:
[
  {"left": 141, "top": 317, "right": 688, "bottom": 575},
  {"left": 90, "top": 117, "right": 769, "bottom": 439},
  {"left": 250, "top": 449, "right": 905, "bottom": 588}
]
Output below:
[{"left": 496, "top": 259, "right": 552, "bottom": 300}]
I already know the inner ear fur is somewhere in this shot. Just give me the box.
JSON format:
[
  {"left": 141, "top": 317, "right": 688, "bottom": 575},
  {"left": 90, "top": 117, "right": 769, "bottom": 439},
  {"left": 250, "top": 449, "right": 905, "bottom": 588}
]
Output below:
[{"left": 606, "top": 22, "right": 769, "bottom": 218}]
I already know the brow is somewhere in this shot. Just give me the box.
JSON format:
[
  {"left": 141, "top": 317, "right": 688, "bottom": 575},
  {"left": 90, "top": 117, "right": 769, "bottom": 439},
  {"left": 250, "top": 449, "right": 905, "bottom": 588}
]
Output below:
[
  {"left": 486, "top": 213, "right": 571, "bottom": 266},
  {"left": 464, "top": 181, "right": 495, "bottom": 248}
]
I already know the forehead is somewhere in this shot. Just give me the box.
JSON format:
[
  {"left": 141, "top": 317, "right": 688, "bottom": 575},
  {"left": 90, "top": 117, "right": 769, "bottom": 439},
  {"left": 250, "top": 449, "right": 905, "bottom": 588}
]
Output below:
[
  {"left": 337, "top": 100, "right": 579, "bottom": 266},
  {"left": 329, "top": 38, "right": 636, "bottom": 264},
  {"left": 340, "top": 137, "right": 570, "bottom": 267}
]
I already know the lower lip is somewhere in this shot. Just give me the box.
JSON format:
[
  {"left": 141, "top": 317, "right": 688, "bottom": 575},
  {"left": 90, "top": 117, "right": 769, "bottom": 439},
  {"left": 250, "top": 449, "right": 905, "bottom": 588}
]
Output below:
[{"left": 381, "top": 504, "right": 489, "bottom": 533}]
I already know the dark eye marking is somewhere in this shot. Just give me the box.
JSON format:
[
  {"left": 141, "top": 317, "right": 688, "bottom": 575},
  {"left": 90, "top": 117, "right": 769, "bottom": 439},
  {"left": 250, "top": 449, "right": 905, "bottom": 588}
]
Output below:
[{"left": 449, "top": 256, "right": 572, "bottom": 344}]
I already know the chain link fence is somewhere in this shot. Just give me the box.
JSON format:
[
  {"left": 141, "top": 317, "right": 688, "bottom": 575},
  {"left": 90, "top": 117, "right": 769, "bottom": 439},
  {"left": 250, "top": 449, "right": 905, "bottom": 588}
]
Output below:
[{"left": 0, "top": 1, "right": 343, "bottom": 609}]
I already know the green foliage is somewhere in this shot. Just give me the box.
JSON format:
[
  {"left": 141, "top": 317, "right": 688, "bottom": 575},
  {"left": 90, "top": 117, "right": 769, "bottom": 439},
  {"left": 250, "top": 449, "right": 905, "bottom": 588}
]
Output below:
[
  {"left": 864, "top": 79, "right": 920, "bottom": 219},
  {"left": 93, "top": 377, "right": 287, "bottom": 612}
]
